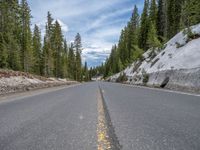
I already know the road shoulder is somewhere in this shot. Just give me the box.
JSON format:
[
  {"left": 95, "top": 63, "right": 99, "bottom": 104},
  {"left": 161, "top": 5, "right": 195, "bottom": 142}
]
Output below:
[{"left": 0, "top": 83, "right": 80, "bottom": 103}]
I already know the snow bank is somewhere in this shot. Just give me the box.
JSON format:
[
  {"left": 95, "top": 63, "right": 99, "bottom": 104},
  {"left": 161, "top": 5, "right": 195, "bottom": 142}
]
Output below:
[
  {"left": 109, "top": 24, "right": 200, "bottom": 93},
  {"left": 0, "top": 70, "right": 77, "bottom": 95}
]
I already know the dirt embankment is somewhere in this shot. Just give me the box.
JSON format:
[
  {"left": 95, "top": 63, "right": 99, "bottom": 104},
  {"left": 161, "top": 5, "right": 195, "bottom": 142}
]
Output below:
[{"left": 0, "top": 70, "right": 78, "bottom": 95}]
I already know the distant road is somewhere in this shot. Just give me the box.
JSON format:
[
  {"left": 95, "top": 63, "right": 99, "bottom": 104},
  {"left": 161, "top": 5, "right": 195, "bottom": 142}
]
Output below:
[{"left": 0, "top": 82, "right": 200, "bottom": 150}]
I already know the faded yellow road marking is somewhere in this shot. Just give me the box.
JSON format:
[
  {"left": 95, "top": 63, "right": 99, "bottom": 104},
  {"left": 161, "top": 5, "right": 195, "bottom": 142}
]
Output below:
[{"left": 97, "top": 89, "right": 112, "bottom": 150}]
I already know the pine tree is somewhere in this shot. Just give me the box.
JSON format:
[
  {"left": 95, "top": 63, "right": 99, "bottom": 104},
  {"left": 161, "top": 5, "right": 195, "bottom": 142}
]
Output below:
[
  {"left": 139, "top": 0, "right": 150, "bottom": 51},
  {"left": 43, "top": 12, "right": 54, "bottom": 77},
  {"left": 147, "top": 0, "right": 161, "bottom": 49},
  {"left": 110, "top": 45, "right": 117, "bottom": 73},
  {"left": 0, "top": 0, "right": 21, "bottom": 70},
  {"left": 0, "top": 1, "right": 3, "bottom": 33},
  {"left": 157, "top": 0, "right": 167, "bottom": 42},
  {"left": 68, "top": 43, "right": 75, "bottom": 79},
  {"left": 0, "top": 1, "right": 8, "bottom": 68},
  {"left": 52, "top": 20, "right": 63, "bottom": 78},
  {"left": 167, "top": 0, "right": 184, "bottom": 39},
  {"left": 182, "top": 0, "right": 200, "bottom": 27},
  {"left": 83, "top": 62, "right": 89, "bottom": 81},
  {"left": 149, "top": 0, "right": 157, "bottom": 24},
  {"left": 117, "top": 58, "right": 123, "bottom": 72},
  {"left": 42, "top": 36, "right": 48, "bottom": 76},
  {"left": 74, "top": 33, "right": 82, "bottom": 81},
  {"left": 118, "top": 29, "right": 126, "bottom": 65},
  {"left": 20, "top": 0, "right": 33, "bottom": 72},
  {"left": 174, "top": 0, "right": 183, "bottom": 35},
  {"left": 8, "top": 35, "right": 21, "bottom": 70},
  {"left": 104, "top": 58, "right": 111, "bottom": 77},
  {"left": 13, "top": 1, "right": 23, "bottom": 71},
  {"left": 0, "top": 34, "right": 8, "bottom": 68},
  {"left": 147, "top": 21, "right": 161, "bottom": 48},
  {"left": 118, "top": 28, "right": 129, "bottom": 66},
  {"left": 127, "top": 5, "right": 140, "bottom": 62},
  {"left": 32, "top": 25, "right": 42, "bottom": 75},
  {"left": 166, "top": 0, "right": 174, "bottom": 39},
  {"left": 62, "top": 39, "right": 68, "bottom": 78}
]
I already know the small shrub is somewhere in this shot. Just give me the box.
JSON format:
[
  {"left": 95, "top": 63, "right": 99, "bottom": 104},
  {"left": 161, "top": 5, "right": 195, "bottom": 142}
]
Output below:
[
  {"left": 143, "top": 74, "right": 149, "bottom": 85},
  {"left": 161, "top": 44, "right": 167, "bottom": 50},
  {"left": 187, "top": 33, "right": 200, "bottom": 42},
  {"left": 142, "top": 70, "right": 149, "bottom": 85},
  {"left": 185, "top": 28, "right": 200, "bottom": 43},
  {"left": 158, "top": 44, "right": 167, "bottom": 52},
  {"left": 116, "top": 73, "right": 128, "bottom": 83}
]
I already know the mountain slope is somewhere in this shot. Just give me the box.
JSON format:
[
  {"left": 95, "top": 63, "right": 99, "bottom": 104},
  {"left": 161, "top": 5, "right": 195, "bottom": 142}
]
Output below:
[{"left": 109, "top": 24, "right": 200, "bottom": 93}]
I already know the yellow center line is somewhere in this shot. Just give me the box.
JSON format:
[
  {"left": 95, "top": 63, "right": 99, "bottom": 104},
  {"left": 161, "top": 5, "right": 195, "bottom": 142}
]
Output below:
[{"left": 97, "top": 89, "right": 112, "bottom": 150}]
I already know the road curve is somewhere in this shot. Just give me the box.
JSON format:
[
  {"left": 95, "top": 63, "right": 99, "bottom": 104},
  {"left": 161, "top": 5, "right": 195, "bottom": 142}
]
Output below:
[{"left": 0, "top": 82, "right": 200, "bottom": 150}]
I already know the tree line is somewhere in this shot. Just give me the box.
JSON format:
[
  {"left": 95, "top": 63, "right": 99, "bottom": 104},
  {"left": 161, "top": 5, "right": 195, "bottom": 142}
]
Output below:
[
  {"left": 0, "top": 0, "right": 89, "bottom": 81},
  {"left": 92, "top": 0, "right": 200, "bottom": 78}
]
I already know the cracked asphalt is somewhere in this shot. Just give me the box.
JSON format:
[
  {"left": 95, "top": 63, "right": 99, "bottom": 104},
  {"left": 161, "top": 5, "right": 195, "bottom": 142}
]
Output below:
[{"left": 0, "top": 82, "right": 200, "bottom": 150}]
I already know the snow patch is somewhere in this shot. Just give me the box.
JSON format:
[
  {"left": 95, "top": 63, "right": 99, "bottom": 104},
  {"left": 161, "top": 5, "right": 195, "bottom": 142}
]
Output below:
[{"left": 0, "top": 71, "right": 77, "bottom": 95}]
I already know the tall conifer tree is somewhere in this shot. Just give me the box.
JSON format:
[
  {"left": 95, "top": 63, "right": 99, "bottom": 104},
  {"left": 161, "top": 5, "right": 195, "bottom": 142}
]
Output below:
[
  {"left": 157, "top": 0, "right": 167, "bottom": 41},
  {"left": 74, "top": 33, "right": 82, "bottom": 81},
  {"left": 20, "top": 0, "right": 33, "bottom": 72},
  {"left": 43, "top": 12, "right": 54, "bottom": 77},
  {"left": 139, "top": 0, "right": 149, "bottom": 51},
  {"left": 52, "top": 20, "right": 63, "bottom": 78},
  {"left": 32, "top": 25, "right": 42, "bottom": 75}
]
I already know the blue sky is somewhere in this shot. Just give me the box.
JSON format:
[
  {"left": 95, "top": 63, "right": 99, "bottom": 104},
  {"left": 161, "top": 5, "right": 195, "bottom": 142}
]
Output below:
[{"left": 28, "top": 0, "right": 144, "bottom": 67}]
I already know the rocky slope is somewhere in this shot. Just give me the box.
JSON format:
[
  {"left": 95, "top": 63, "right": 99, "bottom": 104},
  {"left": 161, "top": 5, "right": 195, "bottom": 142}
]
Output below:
[{"left": 109, "top": 24, "right": 200, "bottom": 93}]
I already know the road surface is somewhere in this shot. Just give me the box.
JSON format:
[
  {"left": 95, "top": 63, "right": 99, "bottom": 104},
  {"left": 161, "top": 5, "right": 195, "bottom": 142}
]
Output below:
[{"left": 0, "top": 82, "right": 200, "bottom": 150}]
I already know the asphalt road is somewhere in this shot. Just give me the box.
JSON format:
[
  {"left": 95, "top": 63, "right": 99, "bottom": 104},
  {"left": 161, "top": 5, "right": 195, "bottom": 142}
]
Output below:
[
  {"left": 0, "top": 82, "right": 200, "bottom": 150},
  {"left": 0, "top": 83, "right": 98, "bottom": 150}
]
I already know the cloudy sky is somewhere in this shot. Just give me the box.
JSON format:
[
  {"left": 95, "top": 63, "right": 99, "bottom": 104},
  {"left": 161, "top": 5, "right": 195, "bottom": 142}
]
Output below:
[{"left": 28, "top": 0, "right": 144, "bottom": 67}]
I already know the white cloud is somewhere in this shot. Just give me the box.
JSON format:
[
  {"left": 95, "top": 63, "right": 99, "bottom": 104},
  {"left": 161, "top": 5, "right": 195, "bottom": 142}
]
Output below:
[
  {"left": 28, "top": 0, "right": 144, "bottom": 67},
  {"left": 86, "top": 7, "right": 133, "bottom": 32},
  {"left": 90, "top": 27, "right": 122, "bottom": 39},
  {"left": 30, "top": 0, "right": 131, "bottom": 21},
  {"left": 55, "top": 19, "right": 69, "bottom": 33}
]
